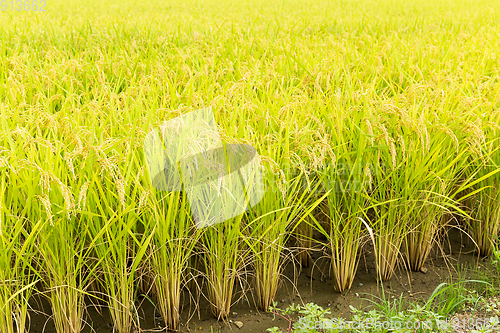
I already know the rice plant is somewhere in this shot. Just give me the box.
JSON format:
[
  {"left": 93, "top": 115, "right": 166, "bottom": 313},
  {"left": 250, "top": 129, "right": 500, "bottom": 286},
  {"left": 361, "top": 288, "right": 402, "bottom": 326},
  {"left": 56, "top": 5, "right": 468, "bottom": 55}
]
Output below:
[
  {"left": 244, "top": 164, "right": 326, "bottom": 310},
  {"left": 314, "top": 159, "right": 369, "bottom": 291},
  {"left": 470, "top": 182, "right": 500, "bottom": 257},
  {"left": 84, "top": 149, "right": 155, "bottom": 333},
  {"left": 0, "top": 178, "right": 40, "bottom": 333},
  {"left": 147, "top": 189, "right": 200, "bottom": 330},
  {"left": 36, "top": 215, "right": 88, "bottom": 333},
  {"left": 401, "top": 124, "right": 468, "bottom": 272},
  {"left": 3, "top": 124, "right": 99, "bottom": 333},
  {"left": 201, "top": 214, "right": 247, "bottom": 320},
  {"left": 309, "top": 112, "right": 373, "bottom": 291},
  {"left": 465, "top": 129, "right": 500, "bottom": 257},
  {"left": 367, "top": 121, "right": 411, "bottom": 282}
]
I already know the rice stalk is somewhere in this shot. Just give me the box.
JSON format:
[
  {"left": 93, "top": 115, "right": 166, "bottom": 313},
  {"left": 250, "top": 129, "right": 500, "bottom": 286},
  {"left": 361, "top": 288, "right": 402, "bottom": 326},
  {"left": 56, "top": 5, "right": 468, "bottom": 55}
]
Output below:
[
  {"left": 460, "top": 126, "right": 500, "bottom": 257},
  {"left": 85, "top": 154, "right": 155, "bottom": 333},
  {"left": 148, "top": 189, "right": 200, "bottom": 330},
  {"left": 295, "top": 216, "right": 314, "bottom": 268},
  {"left": 469, "top": 183, "right": 500, "bottom": 257},
  {"left": 202, "top": 216, "right": 246, "bottom": 320},
  {"left": 244, "top": 166, "right": 325, "bottom": 310},
  {"left": 0, "top": 180, "right": 40, "bottom": 333},
  {"left": 402, "top": 125, "right": 468, "bottom": 271}
]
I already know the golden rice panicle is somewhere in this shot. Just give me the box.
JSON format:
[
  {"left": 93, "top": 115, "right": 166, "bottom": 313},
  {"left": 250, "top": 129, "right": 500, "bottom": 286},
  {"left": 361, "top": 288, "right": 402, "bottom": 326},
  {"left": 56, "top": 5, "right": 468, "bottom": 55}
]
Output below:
[
  {"left": 138, "top": 189, "right": 150, "bottom": 211},
  {"left": 363, "top": 163, "right": 373, "bottom": 192},
  {"left": 36, "top": 194, "right": 54, "bottom": 226},
  {"left": 301, "top": 114, "right": 333, "bottom": 170},
  {"left": 436, "top": 124, "right": 460, "bottom": 153},
  {"left": 64, "top": 152, "right": 76, "bottom": 180},
  {"left": 375, "top": 123, "right": 397, "bottom": 168},
  {"left": 70, "top": 132, "right": 86, "bottom": 158},
  {"left": 464, "top": 120, "right": 487, "bottom": 163},
  {"left": 414, "top": 118, "right": 430, "bottom": 155},
  {"left": 422, "top": 120, "right": 431, "bottom": 153},
  {"left": 98, "top": 155, "right": 115, "bottom": 180},
  {"left": 34, "top": 164, "right": 52, "bottom": 194},
  {"left": 260, "top": 155, "right": 286, "bottom": 202},
  {"left": 77, "top": 181, "right": 91, "bottom": 211},
  {"left": 322, "top": 133, "right": 337, "bottom": 168},
  {"left": 53, "top": 177, "right": 75, "bottom": 219},
  {"left": 116, "top": 172, "right": 127, "bottom": 210},
  {"left": 97, "top": 154, "right": 127, "bottom": 209},
  {"left": 365, "top": 118, "right": 375, "bottom": 146},
  {"left": 310, "top": 138, "right": 332, "bottom": 171},
  {"left": 122, "top": 138, "right": 131, "bottom": 155},
  {"left": 287, "top": 151, "right": 310, "bottom": 191},
  {"left": 389, "top": 139, "right": 397, "bottom": 169},
  {"left": 134, "top": 166, "right": 145, "bottom": 186}
]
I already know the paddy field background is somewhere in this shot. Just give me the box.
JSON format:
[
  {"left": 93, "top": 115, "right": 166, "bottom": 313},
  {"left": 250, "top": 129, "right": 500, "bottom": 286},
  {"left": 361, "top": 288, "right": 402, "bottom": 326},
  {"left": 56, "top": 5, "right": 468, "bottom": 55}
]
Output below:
[{"left": 1, "top": 0, "right": 500, "bottom": 332}]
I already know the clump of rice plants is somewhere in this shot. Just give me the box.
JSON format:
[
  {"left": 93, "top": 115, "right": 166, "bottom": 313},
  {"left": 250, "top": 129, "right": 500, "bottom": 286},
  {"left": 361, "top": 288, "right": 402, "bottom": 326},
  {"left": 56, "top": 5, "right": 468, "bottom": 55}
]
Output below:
[
  {"left": 244, "top": 164, "right": 289, "bottom": 312},
  {"left": 465, "top": 123, "right": 500, "bottom": 257},
  {"left": 401, "top": 123, "right": 467, "bottom": 272},
  {"left": 84, "top": 148, "right": 155, "bottom": 333},
  {"left": 36, "top": 216, "right": 88, "bottom": 333},
  {"left": 147, "top": 189, "right": 200, "bottom": 330},
  {"left": 367, "top": 120, "right": 412, "bottom": 282},
  {"left": 0, "top": 177, "right": 40, "bottom": 333},
  {"left": 242, "top": 108, "right": 330, "bottom": 309},
  {"left": 201, "top": 214, "right": 247, "bottom": 320},
  {"left": 310, "top": 113, "right": 373, "bottom": 291},
  {"left": 315, "top": 159, "right": 369, "bottom": 291},
  {"left": 469, "top": 181, "right": 500, "bottom": 257},
  {"left": 245, "top": 163, "right": 325, "bottom": 310},
  {"left": 8, "top": 128, "right": 99, "bottom": 333},
  {"left": 367, "top": 115, "right": 464, "bottom": 278}
]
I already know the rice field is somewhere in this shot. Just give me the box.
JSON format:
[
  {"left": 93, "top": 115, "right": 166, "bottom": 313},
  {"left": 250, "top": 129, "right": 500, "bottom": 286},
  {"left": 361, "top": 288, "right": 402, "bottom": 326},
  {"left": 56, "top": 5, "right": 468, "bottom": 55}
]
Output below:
[{"left": 1, "top": 0, "right": 500, "bottom": 332}]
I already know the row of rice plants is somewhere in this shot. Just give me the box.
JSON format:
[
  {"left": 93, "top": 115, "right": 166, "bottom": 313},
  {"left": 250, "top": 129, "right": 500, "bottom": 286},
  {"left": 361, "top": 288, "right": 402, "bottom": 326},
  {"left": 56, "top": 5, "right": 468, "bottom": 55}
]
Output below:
[
  {"left": 306, "top": 108, "right": 500, "bottom": 290},
  {"left": 2, "top": 104, "right": 500, "bottom": 333}
]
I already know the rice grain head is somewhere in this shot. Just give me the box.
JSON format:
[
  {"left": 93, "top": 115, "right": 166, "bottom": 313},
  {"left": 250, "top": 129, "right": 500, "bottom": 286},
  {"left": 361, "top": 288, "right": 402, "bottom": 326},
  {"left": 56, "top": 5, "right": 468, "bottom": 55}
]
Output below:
[
  {"left": 138, "top": 189, "right": 150, "bottom": 211},
  {"left": 36, "top": 194, "right": 54, "bottom": 226},
  {"left": 77, "top": 181, "right": 90, "bottom": 211},
  {"left": 64, "top": 152, "right": 76, "bottom": 180},
  {"left": 53, "top": 177, "right": 75, "bottom": 219}
]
